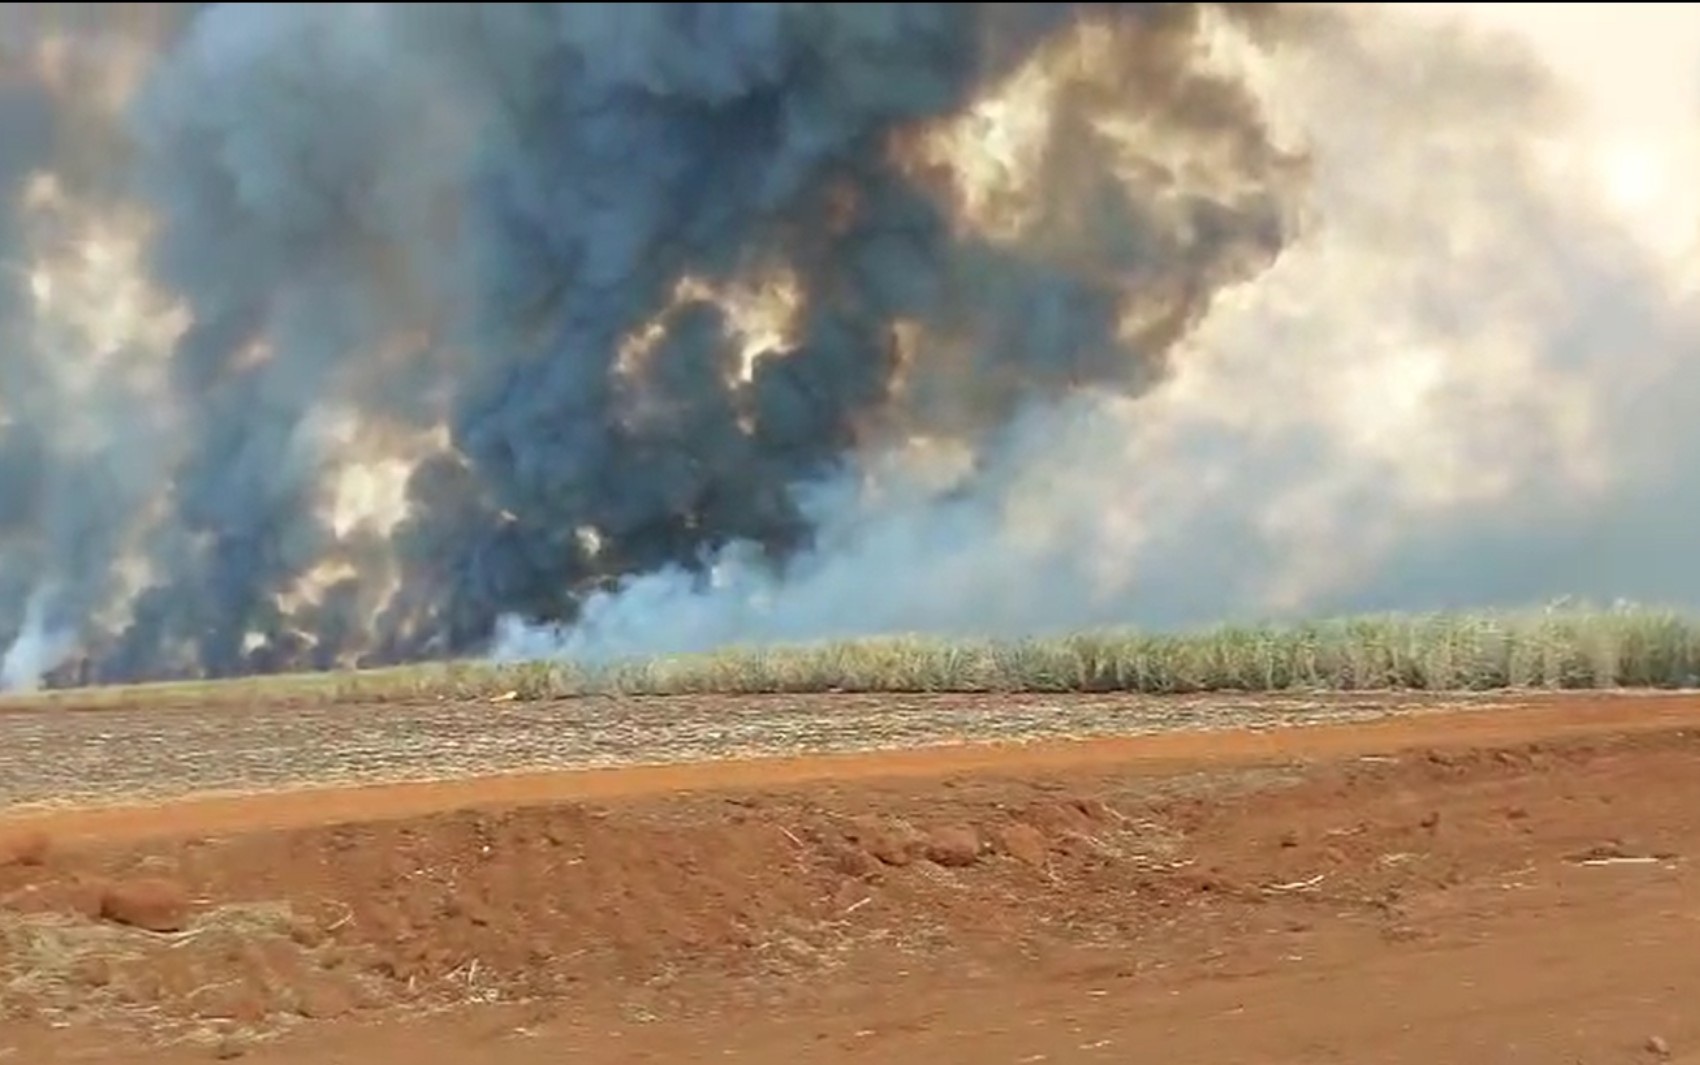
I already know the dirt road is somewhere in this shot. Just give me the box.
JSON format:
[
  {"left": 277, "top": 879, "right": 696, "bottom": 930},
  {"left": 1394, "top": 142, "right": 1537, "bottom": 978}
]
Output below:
[{"left": 2, "top": 692, "right": 1699, "bottom": 1063}]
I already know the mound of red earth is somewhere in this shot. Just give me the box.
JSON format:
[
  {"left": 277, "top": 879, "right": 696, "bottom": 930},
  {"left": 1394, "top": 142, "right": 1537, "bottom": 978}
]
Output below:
[
  {"left": 1, "top": 721, "right": 1697, "bottom": 1064},
  {"left": 3, "top": 786, "right": 1206, "bottom": 1026}
]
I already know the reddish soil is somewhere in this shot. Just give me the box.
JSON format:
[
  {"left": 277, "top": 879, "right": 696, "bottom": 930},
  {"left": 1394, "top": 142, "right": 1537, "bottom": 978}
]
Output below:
[{"left": 3, "top": 693, "right": 1699, "bottom": 1063}]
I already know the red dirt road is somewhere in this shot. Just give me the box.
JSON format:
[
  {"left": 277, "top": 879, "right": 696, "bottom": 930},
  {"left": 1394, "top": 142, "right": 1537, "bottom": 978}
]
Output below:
[{"left": 3, "top": 693, "right": 1700, "bottom": 1063}]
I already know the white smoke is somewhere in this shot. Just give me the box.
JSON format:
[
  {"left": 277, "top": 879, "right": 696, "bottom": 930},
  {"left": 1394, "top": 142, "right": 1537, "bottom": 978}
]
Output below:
[
  {"left": 497, "top": 2, "right": 1700, "bottom": 662},
  {"left": 0, "top": 586, "right": 75, "bottom": 692}
]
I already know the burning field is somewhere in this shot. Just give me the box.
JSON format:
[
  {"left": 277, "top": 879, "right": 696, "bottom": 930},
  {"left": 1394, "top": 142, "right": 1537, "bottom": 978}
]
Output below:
[
  {"left": 1, "top": 2, "right": 1699, "bottom": 686},
  {"left": 3, "top": 3, "right": 1700, "bottom": 1063}
]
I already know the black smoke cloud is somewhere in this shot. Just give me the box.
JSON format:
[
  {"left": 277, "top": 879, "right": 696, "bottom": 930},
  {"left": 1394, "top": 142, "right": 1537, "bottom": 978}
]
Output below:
[{"left": 0, "top": 2, "right": 1299, "bottom": 686}]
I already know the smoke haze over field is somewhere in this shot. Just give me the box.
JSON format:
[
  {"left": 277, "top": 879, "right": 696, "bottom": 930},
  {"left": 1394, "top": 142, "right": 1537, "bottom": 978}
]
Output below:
[{"left": 0, "top": 3, "right": 1698, "bottom": 686}]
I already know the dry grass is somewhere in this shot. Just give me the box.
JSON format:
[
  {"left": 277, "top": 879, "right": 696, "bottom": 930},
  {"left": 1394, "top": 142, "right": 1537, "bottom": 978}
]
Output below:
[
  {"left": 7, "top": 603, "right": 1700, "bottom": 714},
  {"left": 1, "top": 912, "right": 143, "bottom": 1004},
  {"left": 0, "top": 902, "right": 298, "bottom": 1020}
]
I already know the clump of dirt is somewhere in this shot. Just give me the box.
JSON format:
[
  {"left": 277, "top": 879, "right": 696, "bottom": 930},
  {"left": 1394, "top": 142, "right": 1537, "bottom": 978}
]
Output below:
[{"left": 0, "top": 829, "right": 50, "bottom": 868}]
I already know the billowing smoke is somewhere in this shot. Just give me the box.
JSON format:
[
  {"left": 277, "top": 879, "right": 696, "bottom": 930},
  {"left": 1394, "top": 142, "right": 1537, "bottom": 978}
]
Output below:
[
  {"left": 514, "top": 3, "right": 1700, "bottom": 659},
  {"left": 0, "top": 3, "right": 1697, "bottom": 687}
]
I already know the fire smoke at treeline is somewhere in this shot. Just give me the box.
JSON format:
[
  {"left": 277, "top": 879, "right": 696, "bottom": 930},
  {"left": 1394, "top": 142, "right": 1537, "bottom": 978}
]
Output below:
[
  {"left": 0, "top": 2, "right": 1303, "bottom": 686},
  {"left": 3, "top": 3, "right": 1700, "bottom": 690}
]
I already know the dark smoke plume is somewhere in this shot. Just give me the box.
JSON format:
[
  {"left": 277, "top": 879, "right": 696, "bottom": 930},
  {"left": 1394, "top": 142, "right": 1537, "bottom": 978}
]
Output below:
[{"left": 0, "top": 2, "right": 1301, "bottom": 686}]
